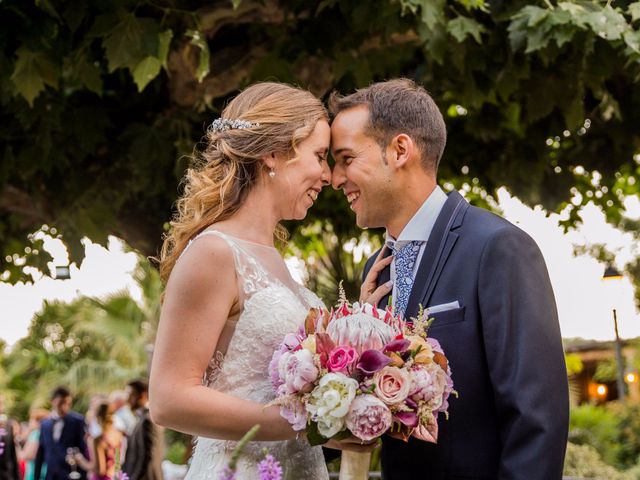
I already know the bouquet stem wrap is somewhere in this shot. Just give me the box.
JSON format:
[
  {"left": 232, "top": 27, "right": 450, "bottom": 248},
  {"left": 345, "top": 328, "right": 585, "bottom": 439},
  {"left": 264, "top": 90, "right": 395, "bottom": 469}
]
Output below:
[{"left": 339, "top": 451, "right": 371, "bottom": 480}]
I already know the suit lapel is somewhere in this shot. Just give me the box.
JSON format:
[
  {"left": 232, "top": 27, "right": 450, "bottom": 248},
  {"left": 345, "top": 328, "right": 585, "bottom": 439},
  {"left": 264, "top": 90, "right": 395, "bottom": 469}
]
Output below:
[{"left": 405, "top": 191, "right": 468, "bottom": 318}]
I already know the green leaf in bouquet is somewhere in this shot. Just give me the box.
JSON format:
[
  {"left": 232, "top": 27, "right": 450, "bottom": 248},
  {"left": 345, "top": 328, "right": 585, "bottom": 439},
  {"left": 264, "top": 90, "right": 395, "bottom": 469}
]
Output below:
[
  {"left": 306, "top": 421, "right": 329, "bottom": 446},
  {"left": 332, "top": 429, "right": 354, "bottom": 441}
]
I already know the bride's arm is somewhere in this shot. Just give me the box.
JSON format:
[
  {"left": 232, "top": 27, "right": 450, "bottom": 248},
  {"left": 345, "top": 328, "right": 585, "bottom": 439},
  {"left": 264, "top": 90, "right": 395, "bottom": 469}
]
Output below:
[{"left": 149, "top": 236, "right": 296, "bottom": 441}]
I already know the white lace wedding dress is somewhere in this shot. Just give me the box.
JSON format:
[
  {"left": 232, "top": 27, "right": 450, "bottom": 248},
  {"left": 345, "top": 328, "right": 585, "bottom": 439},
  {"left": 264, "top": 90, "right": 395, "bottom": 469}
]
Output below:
[{"left": 181, "top": 230, "right": 330, "bottom": 480}]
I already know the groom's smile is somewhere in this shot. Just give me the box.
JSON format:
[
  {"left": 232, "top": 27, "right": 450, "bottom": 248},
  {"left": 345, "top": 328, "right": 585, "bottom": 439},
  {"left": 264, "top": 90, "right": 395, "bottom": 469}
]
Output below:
[{"left": 330, "top": 105, "right": 395, "bottom": 230}]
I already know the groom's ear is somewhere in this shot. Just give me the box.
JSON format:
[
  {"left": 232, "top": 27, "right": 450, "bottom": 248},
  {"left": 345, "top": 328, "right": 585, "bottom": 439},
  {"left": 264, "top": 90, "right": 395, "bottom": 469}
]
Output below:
[{"left": 388, "top": 133, "right": 413, "bottom": 170}]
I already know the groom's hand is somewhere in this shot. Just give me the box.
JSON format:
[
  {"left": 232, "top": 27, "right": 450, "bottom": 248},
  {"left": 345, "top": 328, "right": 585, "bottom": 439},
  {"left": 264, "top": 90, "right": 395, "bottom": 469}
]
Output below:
[
  {"left": 360, "top": 246, "right": 393, "bottom": 306},
  {"left": 325, "top": 436, "right": 378, "bottom": 453}
]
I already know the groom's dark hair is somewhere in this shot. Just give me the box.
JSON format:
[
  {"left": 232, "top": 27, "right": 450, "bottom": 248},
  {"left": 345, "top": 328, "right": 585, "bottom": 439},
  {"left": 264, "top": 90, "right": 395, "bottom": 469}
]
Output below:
[{"left": 329, "top": 78, "right": 447, "bottom": 173}]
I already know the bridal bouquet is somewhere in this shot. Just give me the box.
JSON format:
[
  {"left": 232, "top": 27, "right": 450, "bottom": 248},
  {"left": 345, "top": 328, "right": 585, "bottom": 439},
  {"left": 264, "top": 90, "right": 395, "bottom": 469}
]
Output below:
[{"left": 268, "top": 288, "right": 455, "bottom": 454}]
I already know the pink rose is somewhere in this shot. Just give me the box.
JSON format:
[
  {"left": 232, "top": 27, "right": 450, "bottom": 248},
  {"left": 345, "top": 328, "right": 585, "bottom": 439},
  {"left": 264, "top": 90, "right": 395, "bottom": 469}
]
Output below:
[
  {"left": 373, "top": 366, "right": 410, "bottom": 405},
  {"left": 345, "top": 394, "right": 392, "bottom": 441},
  {"left": 278, "top": 349, "right": 319, "bottom": 394},
  {"left": 327, "top": 346, "right": 358, "bottom": 374}
]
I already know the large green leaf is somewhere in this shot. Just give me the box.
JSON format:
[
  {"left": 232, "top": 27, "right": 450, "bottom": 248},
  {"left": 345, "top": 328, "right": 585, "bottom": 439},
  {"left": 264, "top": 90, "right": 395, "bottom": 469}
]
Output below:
[
  {"left": 133, "top": 56, "right": 162, "bottom": 92},
  {"left": 447, "top": 16, "right": 485, "bottom": 44},
  {"left": 583, "top": 6, "right": 628, "bottom": 41},
  {"left": 102, "top": 14, "right": 145, "bottom": 72},
  {"left": 10, "top": 48, "right": 59, "bottom": 106}
]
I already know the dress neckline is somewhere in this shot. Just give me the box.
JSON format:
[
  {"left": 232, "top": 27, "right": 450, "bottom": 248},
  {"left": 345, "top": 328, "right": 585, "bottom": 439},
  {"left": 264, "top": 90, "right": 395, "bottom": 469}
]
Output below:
[
  {"left": 199, "top": 229, "right": 312, "bottom": 308},
  {"left": 203, "top": 228, "right": 277, "bottom": 250}
]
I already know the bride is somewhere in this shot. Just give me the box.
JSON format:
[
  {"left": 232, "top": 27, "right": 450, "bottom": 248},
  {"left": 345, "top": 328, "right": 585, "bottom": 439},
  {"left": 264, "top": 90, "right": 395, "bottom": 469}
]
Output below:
[{"left": 149, "top": 82, "right": 387, "bottom": 479}]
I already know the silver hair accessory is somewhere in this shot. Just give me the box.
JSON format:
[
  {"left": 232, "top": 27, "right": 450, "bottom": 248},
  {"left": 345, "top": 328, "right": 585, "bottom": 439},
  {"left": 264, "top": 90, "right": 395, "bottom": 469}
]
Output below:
[{"left": 209, "top": 118, "right": 260, "bottom": 132}]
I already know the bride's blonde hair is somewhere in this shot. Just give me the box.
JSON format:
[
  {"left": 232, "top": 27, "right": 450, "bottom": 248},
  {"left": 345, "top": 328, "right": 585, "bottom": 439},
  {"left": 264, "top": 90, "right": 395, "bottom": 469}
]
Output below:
[{"left": 159, "top": 82, "right": 327, "bottom": 283}]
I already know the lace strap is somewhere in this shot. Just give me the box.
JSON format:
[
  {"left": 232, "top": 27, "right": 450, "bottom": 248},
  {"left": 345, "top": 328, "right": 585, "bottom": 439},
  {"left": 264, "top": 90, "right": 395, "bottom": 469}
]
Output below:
[{"left": 180, "top": 230, "right": 270, "bottom": 297}]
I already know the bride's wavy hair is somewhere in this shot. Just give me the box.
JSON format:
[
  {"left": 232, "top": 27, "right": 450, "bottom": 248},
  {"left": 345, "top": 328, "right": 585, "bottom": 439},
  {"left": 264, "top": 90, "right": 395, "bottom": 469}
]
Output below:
[{"left": 159, "top": 82, "right": 327, "bottom": 283}]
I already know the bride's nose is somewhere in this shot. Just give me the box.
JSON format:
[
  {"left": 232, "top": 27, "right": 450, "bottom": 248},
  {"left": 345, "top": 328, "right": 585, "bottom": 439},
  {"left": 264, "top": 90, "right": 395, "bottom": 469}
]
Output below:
[{"left": 320, "top": 161, "right": 332, "bottom": 186}]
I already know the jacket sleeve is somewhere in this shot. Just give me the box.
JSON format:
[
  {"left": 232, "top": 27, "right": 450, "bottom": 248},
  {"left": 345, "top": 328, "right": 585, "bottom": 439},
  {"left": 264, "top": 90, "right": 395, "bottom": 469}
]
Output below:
[{"left": 478, "top": 227, "right": 569, "bottom": 479}]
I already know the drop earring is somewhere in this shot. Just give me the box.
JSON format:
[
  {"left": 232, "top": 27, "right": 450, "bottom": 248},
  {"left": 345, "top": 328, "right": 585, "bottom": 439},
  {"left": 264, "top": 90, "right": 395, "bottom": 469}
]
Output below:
[{"left": 268, "top": 169, "right": 276, "bottom": 178}]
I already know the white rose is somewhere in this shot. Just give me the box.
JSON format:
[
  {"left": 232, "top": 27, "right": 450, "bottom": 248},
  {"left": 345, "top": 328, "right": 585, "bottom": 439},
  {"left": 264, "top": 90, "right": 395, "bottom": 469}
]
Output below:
[{"left": 306, "top": 372, "right": 358, "bottom": 438}]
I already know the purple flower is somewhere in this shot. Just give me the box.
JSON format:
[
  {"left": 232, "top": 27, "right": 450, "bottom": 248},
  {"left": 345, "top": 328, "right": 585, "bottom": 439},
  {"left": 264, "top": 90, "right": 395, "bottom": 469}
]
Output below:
[
  {"left": 257, "top": 454, "right": 283, "bottom": 480},
  {"left": 219, "top": 465, "right": 237, "bottom": 480},
  {"left": 394, "top": 411, "right": 418, "bottom": 429},
  {"left": 356, "top": 349, "right": 392, "bottom": 375},
  {"left": 383, "top": 338, "right": 410, "bottom": 354}
]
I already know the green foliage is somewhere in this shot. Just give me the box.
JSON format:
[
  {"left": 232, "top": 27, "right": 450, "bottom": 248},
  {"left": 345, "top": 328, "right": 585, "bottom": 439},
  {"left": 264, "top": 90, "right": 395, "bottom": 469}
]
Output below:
[
  {"left": 1, "top": 0, "right": 639, "bottom": 284},
  {"left": 609, "top": 403, "right": 640, "bottom": 470},
  {"left": 288, "top": 222, "right": 383, "bottom": 307},
  {"left": 569, "top": 403, "right": 623, "bottom": 466},
  {"left": 563, "top": 443, "right": 635, "bottom": 480},
  {"left": 594, "top": 357, "right": 621, "bottom": 383},
  {"left": 165, "top": 439, "right": 188, "bottom": 465},
  {"left": 3, "top": 257, "right": 159, "bottom": 419},
  {"left": 565, "top": 352, "right": 584, "bottom": 376},
  {"left": 569, "top": 402, "right": 640, "bottom": 471}
]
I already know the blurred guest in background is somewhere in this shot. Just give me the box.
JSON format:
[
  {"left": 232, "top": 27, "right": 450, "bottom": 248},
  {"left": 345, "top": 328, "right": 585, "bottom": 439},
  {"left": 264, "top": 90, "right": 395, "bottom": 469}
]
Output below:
[
  {"left": 21, "top": 407, "right": 49, "bottom": 480},
  {"left": 0, "top": 393, "right": 20, "bottom": 480},
  {"left": 35, "top": 386, "right": 88, "bottom": 480}
]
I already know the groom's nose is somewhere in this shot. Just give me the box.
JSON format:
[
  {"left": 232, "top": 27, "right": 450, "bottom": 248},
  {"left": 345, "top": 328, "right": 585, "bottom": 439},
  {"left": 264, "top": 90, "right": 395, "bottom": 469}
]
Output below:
[{"left": 331, "top": 162, "right": 346, "bottom": 190}]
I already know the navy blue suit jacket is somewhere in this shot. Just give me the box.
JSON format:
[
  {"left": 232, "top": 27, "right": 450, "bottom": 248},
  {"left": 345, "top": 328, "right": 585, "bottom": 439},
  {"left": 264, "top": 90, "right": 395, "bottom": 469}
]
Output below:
[
  {"left": 35, "top": 412, "right": 88, "bottom": 480},
  {"left": 364, "top": 190, "right": 569, "bottom": 480}
]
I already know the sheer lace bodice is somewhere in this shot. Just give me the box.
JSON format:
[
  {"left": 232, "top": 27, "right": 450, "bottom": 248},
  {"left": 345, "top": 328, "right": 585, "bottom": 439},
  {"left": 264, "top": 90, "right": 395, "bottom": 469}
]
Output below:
[{"left": 182, "top": 230, "right": 329, "bottom": 480}]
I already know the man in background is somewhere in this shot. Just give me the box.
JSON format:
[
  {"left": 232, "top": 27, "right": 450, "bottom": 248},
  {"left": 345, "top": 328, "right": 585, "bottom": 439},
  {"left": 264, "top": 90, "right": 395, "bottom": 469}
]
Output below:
[
  {"left": 123, "top": 379, "right": 164, "bottom": 480},
  {"left": 35, "top": 386, "right": 88, "bottom": 480}
]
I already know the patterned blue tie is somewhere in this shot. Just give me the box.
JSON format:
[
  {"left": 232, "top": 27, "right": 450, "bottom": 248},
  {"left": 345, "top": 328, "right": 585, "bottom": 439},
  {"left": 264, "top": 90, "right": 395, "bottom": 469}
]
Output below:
[{"left": 392, "top": 240, "right": 422, "bottom": 318}]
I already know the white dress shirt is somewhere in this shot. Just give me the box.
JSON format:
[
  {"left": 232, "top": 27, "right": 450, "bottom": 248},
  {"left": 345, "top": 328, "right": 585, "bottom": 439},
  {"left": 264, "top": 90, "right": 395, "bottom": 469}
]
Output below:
[
  {"left": 385, "top": 185, "right": 448, "bottom": 307},
  {"left": 51, "top": 412, "right": 64, "bottom": 442}
]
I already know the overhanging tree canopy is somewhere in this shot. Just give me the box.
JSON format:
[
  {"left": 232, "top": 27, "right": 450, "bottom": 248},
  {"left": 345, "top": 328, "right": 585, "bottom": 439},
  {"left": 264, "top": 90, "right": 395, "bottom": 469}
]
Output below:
[{"left": 1, "top": 0, "right": 639, "bottom": 283}]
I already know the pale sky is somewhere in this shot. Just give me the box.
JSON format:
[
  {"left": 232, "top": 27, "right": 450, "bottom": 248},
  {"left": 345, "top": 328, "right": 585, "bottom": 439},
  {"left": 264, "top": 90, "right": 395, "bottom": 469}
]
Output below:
[{"left": 1, "top": 190, "right": 639, "bottom": 347}]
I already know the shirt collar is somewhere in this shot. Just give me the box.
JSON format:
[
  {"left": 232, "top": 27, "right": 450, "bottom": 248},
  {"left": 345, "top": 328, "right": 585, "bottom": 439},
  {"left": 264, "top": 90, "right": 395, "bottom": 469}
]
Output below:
[{"left": 385, "top": 185, "right": 447, "bottom": 249}]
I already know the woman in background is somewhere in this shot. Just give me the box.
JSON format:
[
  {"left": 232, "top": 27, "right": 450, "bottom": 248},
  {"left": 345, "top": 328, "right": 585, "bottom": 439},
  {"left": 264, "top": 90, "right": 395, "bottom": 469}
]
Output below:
[{"left": 21, "top": 408, "right": 49, "bottom": 480}]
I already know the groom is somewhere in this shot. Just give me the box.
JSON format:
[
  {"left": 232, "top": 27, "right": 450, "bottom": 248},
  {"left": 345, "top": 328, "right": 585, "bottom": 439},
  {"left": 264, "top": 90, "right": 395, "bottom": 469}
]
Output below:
[{"left": 329, "top": 79, "right": 569, "bottom": 479}]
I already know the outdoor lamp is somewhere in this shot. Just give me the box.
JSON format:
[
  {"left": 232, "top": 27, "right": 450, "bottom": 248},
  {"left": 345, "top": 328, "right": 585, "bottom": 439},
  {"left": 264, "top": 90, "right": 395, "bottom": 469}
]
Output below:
[
  {"left": 602, "top": 263, "right": 625, "bottom": 402},
  {"left": 54, "top": 265, "right": 71, "bottom": 280},
  {"left": 625, "top": 371, "right": 639, "bottom": 384}
]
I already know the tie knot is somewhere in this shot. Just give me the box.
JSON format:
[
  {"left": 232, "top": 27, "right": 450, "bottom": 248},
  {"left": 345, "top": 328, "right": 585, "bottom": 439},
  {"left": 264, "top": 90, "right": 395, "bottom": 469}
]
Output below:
[{"left": 392, "top": 240, "right": 421, "bottom": 258}]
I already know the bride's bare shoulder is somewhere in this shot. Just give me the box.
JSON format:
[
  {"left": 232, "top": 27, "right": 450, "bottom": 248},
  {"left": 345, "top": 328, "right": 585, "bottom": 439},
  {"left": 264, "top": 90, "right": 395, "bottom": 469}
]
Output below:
[{"left": 166, "top": 232, "right": 237, "bottom": 300}]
